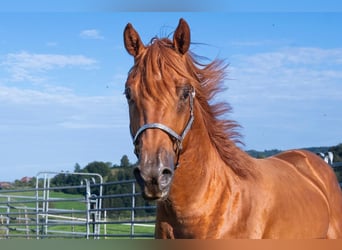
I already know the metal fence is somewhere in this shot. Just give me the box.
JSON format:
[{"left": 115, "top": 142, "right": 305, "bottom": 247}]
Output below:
[{"left": 0, "top": 172, "right": 156, "bottom": 239}]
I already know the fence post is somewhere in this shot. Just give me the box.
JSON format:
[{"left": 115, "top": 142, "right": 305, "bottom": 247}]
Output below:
[
  {"left": 35, "top": 176, "right": 39, "bottom": 239},
  {"left": 25, "top": 206, "right": 29, "bottom": 239},
  {"left": 84, "top": 179, "right": 91, "bottom": 239},
  {"left": 44, "top": 177, "right": 51, "bottom": 236},
  {"left": 104, "top": 210, "right": 107, "bottom": 239},
  {"left": 6, "top": 196, "right": 10, "bottom": 239},
  {"left": 130, "top": 181, "right": 135, "bottom": 238}
]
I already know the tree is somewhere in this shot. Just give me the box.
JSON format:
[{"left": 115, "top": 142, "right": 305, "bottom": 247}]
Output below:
[
  {"left": 329, "top": 143, "right": 342, "bottom": 162},
  {"left": 50, "top": 173, "right": 83, "bottom": 194},
  {"left": 120, "top": 155, "right": 131, "bottom": 168},
  {"left": 83, "top": 161, "right": 111, "bottom": 178},
  {"left": 74, "top": 163, "right": 82, "bottom": 173}
]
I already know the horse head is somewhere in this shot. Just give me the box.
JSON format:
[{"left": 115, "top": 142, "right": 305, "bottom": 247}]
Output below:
[{"left": 123, "top": 19, "right": 195, "bottom": 200}]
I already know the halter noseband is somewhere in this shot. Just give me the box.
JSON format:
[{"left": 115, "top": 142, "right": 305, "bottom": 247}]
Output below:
[{"left": 132, "top": 89, "right": 195, "bottom": 167}]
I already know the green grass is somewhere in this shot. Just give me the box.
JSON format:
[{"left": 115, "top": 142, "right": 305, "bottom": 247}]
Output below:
[
  {"left": 48, "top": 223, "right": 155, "bottom": 238},
  {"left": 0, "top": 192, "right": 86, "bottom": 219},
  {"left": 0, "top": 190, "right": 155, "bottom": 239},
  {"left": 0, "top": 222, "right": 155, "bottom": 239},
  {"left": 45, "top": 192, "right": 86, "bottom": 211}
]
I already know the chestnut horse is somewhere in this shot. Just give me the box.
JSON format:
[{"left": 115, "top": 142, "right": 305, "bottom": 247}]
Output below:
[{"left": 123, "top": 18, "right": 342, "bottom": 238}]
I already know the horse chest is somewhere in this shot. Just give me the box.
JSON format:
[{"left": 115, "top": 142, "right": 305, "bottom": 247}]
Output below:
[
  {"left": 157, "top": 192, "right": 248, "bottom": 239},
  {"left": 170, "top": 215, "right": 222, "bottom": 239}
]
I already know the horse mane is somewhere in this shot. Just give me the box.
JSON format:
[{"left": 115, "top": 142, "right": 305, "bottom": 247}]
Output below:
[{"left": 132, "top": 38, "right": 254, "bottom": 178}]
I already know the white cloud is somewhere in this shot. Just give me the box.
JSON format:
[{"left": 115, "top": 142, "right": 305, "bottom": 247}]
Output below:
[
  {"left": 0, "top": 85, "right": 128, "bottom": 130},
  {"left": 2, "top": 51, "right": 97, "bottom": 82},
  {"left": 80, "top": 29, "right": 104, "bottom": 40},
  {"left": 235, "top": 47, "right": 342, "bottom": 68},
  {"left": 228, "top": 47, "right": 342, "bottom": 103},
  {"left": 0, "top": 85, "right": 73, "bottom": 105},
  {"left": 222, "top": 46, "right": 342, "bottom": 150},
  {"left": 0, "top": 85, "right": 133, "bottom": 181}
]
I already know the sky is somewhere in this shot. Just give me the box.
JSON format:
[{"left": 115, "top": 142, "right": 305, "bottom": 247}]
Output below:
[{"left": 0, "top": 2, "right": 342, "bottom": 181}]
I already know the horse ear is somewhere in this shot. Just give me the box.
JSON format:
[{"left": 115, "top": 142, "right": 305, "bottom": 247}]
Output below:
[
  {"left": 173, "top": 18, "right": 191, "bottom": 54},
  {"left": 124, "top": 23, "right": 145, "bottom": 57}
]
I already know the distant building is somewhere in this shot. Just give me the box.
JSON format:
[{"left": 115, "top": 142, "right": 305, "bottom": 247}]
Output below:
[
  {"left": 0, "top": 182, "right": 12, "bottom": 189},
  {"left": 20, "top": 176, "right": 33, "bottom": 183}
]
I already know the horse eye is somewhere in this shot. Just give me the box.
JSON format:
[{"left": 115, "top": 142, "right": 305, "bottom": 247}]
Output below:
[
  {"left": 180, "top": 87, "right": 190, "bottom": 101},
  {"left": 124, "top": 87, "right": 132, "bottom": 101}
]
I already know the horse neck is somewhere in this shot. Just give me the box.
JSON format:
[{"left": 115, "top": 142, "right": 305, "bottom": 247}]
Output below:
[{"left": 168, "top": 107, "right": 244, "bottom": 209}]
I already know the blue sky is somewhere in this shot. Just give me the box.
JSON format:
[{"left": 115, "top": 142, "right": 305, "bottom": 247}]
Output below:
[{"left": 1, "top": 4, "right": 342, "bottom": 181}]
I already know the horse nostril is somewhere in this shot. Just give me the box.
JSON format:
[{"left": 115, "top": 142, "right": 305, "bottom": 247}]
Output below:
[
  {"left": 159, "top": 168, "right": 173, "bottom": 188},
  {"left": 161, "top": 168, "right": 173, "bottom": 177}
]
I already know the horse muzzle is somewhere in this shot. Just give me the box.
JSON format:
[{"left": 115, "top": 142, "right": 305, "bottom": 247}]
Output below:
[{"left": 133, "top": 149, "right": 174, "bottom": 201}]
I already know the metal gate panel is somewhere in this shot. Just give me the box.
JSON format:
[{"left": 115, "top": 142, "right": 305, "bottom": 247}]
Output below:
[{"left": 0, "top": 172, "right": 155, "bottom": 239}]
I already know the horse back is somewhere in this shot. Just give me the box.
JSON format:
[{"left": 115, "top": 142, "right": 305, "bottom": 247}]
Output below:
[
  {"left": 271, "top": 150, "right": 342, "bottom": 238},
  {"left": 273, "top": 150, "right": 340, "bottom": 195}
]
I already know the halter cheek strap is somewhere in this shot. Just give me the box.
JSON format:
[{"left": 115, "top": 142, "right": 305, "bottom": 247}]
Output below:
[{"left": 132, "top": 89, "right": 195, "bottom": 167}]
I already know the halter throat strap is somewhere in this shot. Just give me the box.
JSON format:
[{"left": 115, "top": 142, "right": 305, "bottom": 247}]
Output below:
[{"left": 132, "top": 89, "right": 195, "bottom": 163}]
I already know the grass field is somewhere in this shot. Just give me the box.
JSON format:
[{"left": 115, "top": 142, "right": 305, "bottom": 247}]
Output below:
[
  {"left": 0, "top": 223, "right": 155, "bottom": 239},
  {"left": 0, "top": 190, "right": 86, "bottom": 213},
  {"left": 42, "top": 222, "right": 155, "bottom": 239},
  {"left": 0, "top": 189, "right": 155, "bottom": 239}
]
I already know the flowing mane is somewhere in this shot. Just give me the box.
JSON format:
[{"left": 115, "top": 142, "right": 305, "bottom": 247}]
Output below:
[{"left": 130, "top": 37, "right": 253, "bottom": 177}]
